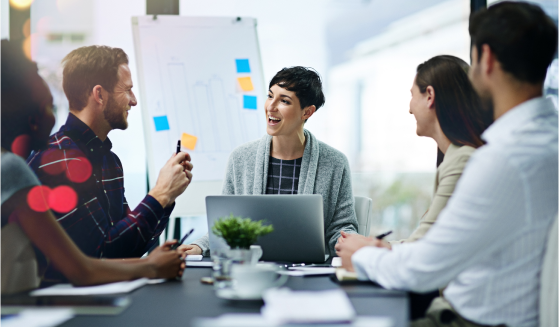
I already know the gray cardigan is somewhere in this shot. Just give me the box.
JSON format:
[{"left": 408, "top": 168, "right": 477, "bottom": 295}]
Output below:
[{"left": 192, "top": 129, "right": 358, "bottom": 256}]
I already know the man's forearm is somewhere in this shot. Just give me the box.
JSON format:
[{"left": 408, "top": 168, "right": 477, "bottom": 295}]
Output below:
[{"left": 103, "top": 195, "right": 170, "bottom": 258}]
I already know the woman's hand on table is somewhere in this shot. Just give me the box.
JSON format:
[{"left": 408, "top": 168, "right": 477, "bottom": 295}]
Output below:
[{"left": 177, "top": 244, "right": 203, "bottom": 255}]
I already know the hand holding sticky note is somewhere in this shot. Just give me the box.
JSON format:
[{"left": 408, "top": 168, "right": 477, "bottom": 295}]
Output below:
[
  {"left": 237, "top": 77, "right": 254, "bottom": 91},
  {"left": 181, "top": 133, "right": 198, "bottom": 150}
]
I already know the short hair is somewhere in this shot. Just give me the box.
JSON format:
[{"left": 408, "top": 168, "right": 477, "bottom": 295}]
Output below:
[
  {"left": 416, "top": 55, "right": 492, "bottom": 148},
  {"left": 62, "top": 45, "right": 129, "bottom": 110},
  {"left": 469, "top": 1, "right": 558, "bottom": 84},
  {"left": 269, "top": 66, "right": 326, "bottom": 112},
  {"left": 1, "top": 39, "right": 49, "bottom": 150}
]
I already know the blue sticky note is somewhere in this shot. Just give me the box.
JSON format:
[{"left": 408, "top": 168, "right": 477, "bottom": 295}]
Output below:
[
  {"left": 153, "top": 115, "right": 170, "bottom": 131},
  {"left": 235, "top": 59, "right": 251, "bottom": 73},
  {"left": 243, "top": 95, "right": 257, "bottom": 110}
]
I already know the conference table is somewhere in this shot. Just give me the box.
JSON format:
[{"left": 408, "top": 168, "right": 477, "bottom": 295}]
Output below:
[{"left": 59, "top": 262, "right": 410, "bottom": 327}]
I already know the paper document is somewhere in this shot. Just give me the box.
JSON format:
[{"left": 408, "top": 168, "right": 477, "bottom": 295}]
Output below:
[
  {"left": 2, "top": 309, "right": 74, "bottom": 327},
  {"left": 261, "top": 288, "right": 355, "bottom": 323},
  {"left": 186, "top": 261, "right": 213, "bottom": 267},
  {"left": 331, "top": 257, "right": 342, "bottom": 267},
  {"left": 194, "top": 315, "right": 393, "bottom": 327},
  {"left": 335, "top": 268, "right": 359, "bottom": 281},
  {"left": 30, "top": 278, "right": 148, "bottom": 296},
  {"left": 193, "top": 314, "right": 272, "bottom": 327},
  {"left": 279, "top": 267, "right": 336, "bottom": 276},
  {"left": 186, "top": 255, "right": 203, "bottom": 261}
]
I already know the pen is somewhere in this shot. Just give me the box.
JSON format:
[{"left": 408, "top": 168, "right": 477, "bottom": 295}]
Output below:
[
  {"left": 171, "top": 228, "right": 195, "bottom": 250},
  {"left": 176, "top": 140, "right": 181, "bottom": 154},
  {"left": 375, "top": 230, "right": 392, "bottom": 240}
]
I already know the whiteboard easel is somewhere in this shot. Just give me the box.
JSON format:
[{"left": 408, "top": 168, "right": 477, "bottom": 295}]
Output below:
[{"left": 132, "top": 16, "right": 266, "bottom": 223}]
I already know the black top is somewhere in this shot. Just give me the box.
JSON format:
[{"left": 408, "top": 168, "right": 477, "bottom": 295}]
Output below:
[{"left": 266, "top": 156, "right": 302, "bottom": 195}]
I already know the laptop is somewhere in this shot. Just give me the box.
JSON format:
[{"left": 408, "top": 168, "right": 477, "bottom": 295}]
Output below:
[{"left": 205, "top": 195, "right": 326, "bottom": 263}]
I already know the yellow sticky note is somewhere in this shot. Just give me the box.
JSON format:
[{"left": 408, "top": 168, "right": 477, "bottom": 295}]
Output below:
[
  {"left": 181, "top": 133, "right": 198, "bottom": 150},
  {"left": 237, "top": 77, "right": 254, "bottom": 91}
]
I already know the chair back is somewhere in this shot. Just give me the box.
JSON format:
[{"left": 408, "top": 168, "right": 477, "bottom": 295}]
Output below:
[
  {"left": 354, "top": 196, "right": 373, "bottom": 236},
  {"left": 540, "top": 214, "right": 558, "bottom": 327}
]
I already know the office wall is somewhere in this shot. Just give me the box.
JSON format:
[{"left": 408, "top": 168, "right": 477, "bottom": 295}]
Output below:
[
  {"left": 324, "top": 0, "right": 470, "bottom": 238},
  {"left": 1, "top": 0, "right": 9, "bottom": 39}
]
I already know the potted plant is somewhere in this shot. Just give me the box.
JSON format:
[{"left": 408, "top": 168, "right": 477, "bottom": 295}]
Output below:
[
  {"left": 210, "top": 214, "right": 274, "bottom": 287},
  {"left": 212, "top": 213, "right": 274, "bottom": 250}
]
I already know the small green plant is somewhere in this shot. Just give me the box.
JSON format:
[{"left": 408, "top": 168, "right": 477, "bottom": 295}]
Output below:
[{"left": 211, "top": 214, "right": 274, "bottom": 249}]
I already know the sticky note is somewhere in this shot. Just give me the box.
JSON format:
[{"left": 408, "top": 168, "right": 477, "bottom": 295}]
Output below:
[
  {"left": 235, "top": 59, "right": 251, "bottom": 73},
  {"left": 181, "top": 132, "right": 198, "bottom": 150},
  {"left": 243, "top": 95, "right": 257, "bottom": 110},
  {"left": 153, "top": 116, "right": 170, "bottom": 131},
  {"left": 237, "top": 77, "right": 254, "bottom": 91}
]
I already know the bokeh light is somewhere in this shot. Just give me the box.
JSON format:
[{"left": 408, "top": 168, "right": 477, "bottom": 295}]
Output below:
[
  {"left": 23, "top": 35, "right": 32, "bottom": 60},
  {"left": 56, "top": 0, "right": 76, "bottom": 15},
  {"left": 9, "top": 0, "right": 34, "bottom": 10},
  {"left": 48, "top": 186, "right": 78, "bottom": 213},
  {"left": 66, "top": 157, "right": 92, "bottom": 183},
  {"left": 23, "top": 18, "right": 31, "bottom": 38},
  {"left": 36, "top": 17, "right": 52, "bottom": 36},
  {"left": 11, "top": 134, "right": 31, "bottom": 158},
  {"left": 27, "top": 185, "right": 51, "bottom": 212},
  {"left": 40, "top": 149, "right": 66, "bottom": 175}
]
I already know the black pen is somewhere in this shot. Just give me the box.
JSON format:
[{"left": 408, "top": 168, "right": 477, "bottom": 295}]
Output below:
[
  {"left": 176, "top": 140, "right": 181, "bottom": 154},
  {"left": 375, "top": 230, "right": 392, "bottom": 240},
  {"left": 170, "top": 228, "right": 194, "bottom": 250}
]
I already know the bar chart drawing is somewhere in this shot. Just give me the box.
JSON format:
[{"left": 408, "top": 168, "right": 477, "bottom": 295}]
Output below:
[
  {"left": 166, "top": 62, "right": 262, "bottom": 156},
  {"left": 134, "top": 16, "right": 266, "bottom": 184}
]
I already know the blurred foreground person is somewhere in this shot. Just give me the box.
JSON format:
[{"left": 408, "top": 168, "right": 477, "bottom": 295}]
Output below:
[
  {"left": 27, "top": 45, "right": 193, "bottom": 285},
  {"left": 337, "top": 2, "right": 558, "bottom": 326},
  {"left": 183, "top": 66, "right": 358, "bottom": 256},
  {"left": 1, "top": 39, "right": 185, "bottom": 294}
]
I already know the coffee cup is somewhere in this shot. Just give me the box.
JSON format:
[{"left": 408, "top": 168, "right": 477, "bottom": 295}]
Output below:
[
  {"left": 230, "top": 263, "right": 288, "bottom": 298},
  {"left": 250, "top": 245, "right": 263, "bottom": 265}
]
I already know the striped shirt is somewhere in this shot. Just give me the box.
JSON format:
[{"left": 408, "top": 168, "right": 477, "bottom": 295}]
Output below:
[
  {"left": 266, "top": 156, "right": 302, "bottom": 194},
  {"left": 27, "top": 113, "right": 172, "bottom": 284},
  {"left": 352, "top": 97, "right": 558, "bottom": 326}
]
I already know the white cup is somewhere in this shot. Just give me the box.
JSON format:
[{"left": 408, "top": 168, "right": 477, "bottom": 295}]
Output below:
[
  {"left": 250, "top": 245, "right": 263, "bottom": 265},
  {"left": 230, "top": 263, "right": 288, "bottom": 298}
]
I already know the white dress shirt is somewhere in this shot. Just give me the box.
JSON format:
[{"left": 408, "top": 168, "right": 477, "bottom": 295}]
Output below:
[{"left": 352, "top": 97, "right": 558, "bottom": 327}]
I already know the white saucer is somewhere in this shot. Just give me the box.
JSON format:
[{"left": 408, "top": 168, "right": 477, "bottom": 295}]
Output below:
[{"left": 216, "top": 288, "right": 262, "bottom": 300}]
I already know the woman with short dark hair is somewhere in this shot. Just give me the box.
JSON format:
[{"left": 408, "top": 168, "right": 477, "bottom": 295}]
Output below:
[{"left": 183, "top": 66, "right": 358, "bottom": 256}]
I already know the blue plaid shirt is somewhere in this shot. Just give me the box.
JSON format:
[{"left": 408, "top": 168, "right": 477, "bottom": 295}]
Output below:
[{"left": 27, "top": 113, "right": 172, "bottom": 283}]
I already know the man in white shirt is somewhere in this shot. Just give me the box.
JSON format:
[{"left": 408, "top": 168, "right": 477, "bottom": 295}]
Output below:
[{"left": 336, "top": 2, "right": 558, "bottom": 327}]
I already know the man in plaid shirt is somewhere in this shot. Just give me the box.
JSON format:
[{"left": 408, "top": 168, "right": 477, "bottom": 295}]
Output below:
[{"left": 27, "top": 46, "right": 193, "bottom": 284}]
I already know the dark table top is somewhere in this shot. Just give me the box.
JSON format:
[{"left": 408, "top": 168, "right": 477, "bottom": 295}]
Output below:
[{"left": 58, "top": 266, "right": 409, "bottom": 327}]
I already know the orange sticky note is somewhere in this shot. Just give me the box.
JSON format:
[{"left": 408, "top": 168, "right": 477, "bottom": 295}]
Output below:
[
  {"left": 237, "top": 77, "right": 254, "bottom": 91},
  {"left": 181, "top": 133, "right": 198, "bottom": 150}
]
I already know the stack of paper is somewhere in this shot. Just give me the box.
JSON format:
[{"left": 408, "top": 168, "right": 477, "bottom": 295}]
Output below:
[
  {"left": 278, "top": 267, "right": 336, "bottom": 276},
  {"left": 186, "top": 255, "right": 203, "bottom": 261},
  {"left": 2, "top": 309, "right": 74, "bottom": 327},
  {"left": 30, "top": 278, "right": 148, "bottom": 296},
  {"left": 261, "top": 288, "right": 356, "bottom": 323},
  {"left": 335, "top": 268, "right": 359, "bottom": 281},
  {"left": 193, "top": 314, "right": 393, "bottom": 327},
  {"left": 331, "top": 257, "right": 342, "bottom": 267}
]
